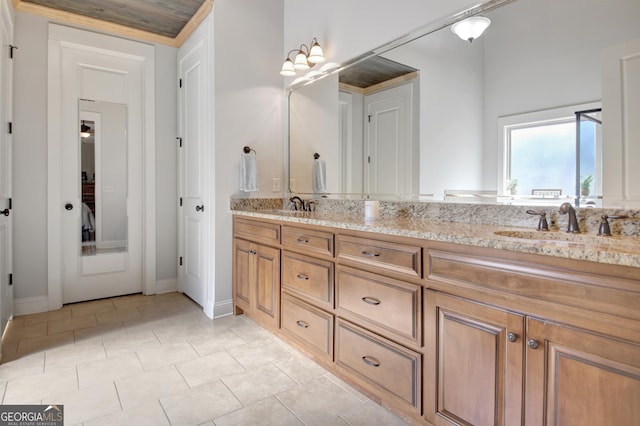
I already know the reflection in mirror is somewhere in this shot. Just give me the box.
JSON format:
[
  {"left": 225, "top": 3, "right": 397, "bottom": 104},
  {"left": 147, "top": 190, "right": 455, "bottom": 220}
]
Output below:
[
  {"left": 288, "top": 0, "right": 640, "bottom": 207},
  {"left": 79, "top": 100, "right": 128, "bottom": 256}
]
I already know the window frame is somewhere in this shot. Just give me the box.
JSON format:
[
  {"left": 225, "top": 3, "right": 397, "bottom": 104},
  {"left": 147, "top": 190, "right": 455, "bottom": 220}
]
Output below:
[{"left": 497, "top": 101, "right": 602, "bottom": 201}]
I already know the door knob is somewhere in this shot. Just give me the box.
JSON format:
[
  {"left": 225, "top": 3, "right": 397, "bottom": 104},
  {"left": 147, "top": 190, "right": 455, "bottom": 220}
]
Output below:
[
  {"left": 195, "top": 205, "right": 204, "bottom": 212},
  {"left": 65, "top": 203, "right": 73, "bottom": 211},
  {"left": 527, "top": 339, "right": 540, "bottom": 349},
  {"left": 507, "top": 332, "right": 518, "bottom": 343},
  {"left": 0, "top": 209, "right": 8, "bottom": 216}
]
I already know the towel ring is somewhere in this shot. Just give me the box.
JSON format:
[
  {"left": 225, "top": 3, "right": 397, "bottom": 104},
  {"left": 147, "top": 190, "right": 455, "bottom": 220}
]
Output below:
[
  {"left": 243, "top": 146, "right": 256, "bottom": 154},
  {"left": 313, "top": 153, "right": 320, "bottom": 159}
]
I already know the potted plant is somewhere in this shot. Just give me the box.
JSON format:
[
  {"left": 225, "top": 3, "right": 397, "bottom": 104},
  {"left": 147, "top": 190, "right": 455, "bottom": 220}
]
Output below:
[
  {"left": 581, "top": 175, "right": 593, "bottom": 196},
  {"left": 506, "top": 178, "right": 519, "bottom": 195}
]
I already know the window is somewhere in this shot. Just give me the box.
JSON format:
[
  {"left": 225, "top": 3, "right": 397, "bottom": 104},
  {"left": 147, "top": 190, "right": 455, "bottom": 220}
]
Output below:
[{"left": 498, "top": 102, "right": 602, "bottom": 205}]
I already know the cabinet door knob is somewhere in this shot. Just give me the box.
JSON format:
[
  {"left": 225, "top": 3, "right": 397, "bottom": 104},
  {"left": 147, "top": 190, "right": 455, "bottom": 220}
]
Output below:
[
  {"left": 507, "top": 332, "right": 518, "bottom": 343},
  {"left": 527, "top": 339, "right": 540, "bottom": 349}
]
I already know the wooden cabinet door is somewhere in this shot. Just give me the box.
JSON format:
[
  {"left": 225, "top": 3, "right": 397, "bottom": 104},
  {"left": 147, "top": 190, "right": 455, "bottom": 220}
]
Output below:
[
  {"left": 233, "top": 238, "right": 253, "bottom": 313},
  {"left": 525, "top": 318, "right": 640, "bottom": 426},
  {"left": 424, "top": 291, "right": 524, "bottom": 426},
  {"left": 253, "top": 243, "right": 280, "bottom": 328}
]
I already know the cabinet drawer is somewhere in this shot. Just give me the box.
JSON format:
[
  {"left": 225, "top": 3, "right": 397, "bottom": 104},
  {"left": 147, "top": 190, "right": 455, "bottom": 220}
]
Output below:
[
  {"left": 234, "top": 218, "right": 280, "bottom": 246},
  {"left": 282, "top": 225, "right": 334, "bottom": 257},
  {"left": 282, "top": 251, "right": 334, "bottom": 310},
  {"left": 281, "top": 294, "right": 333, "bottom": 361},
  {"left": 337, "top": 234, "right": 421, "bottom": 279},
  {"left": 337, "top": 266, "right": 421, "bottom": 347},
  {"left": 335, "top": 319, "right": 421, "bottom": 412}
]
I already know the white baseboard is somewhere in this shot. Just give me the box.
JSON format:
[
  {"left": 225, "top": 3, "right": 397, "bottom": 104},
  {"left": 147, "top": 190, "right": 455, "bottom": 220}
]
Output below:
[
  {"left": 212, "top": 299, "right": 233, "bottom": 318},
  {"left": 14, "top": 296, "right": 50, "bottom": 316},
  {"left": 155, "top": 278, "right": 177, "bottom": 294}
]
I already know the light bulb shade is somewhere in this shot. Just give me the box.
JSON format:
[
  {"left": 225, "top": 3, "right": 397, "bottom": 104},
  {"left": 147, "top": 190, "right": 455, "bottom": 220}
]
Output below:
[
  {"left": 451, "top": 16, "right": 491, "bottom": 42},
  {"left": 280, "top": 58, "right": 296, "bottom": 76},
  {"left": 308, "top": 42, "right": 325, "bottom": 64},
  {"left": 293, "top": 50, "right": 310, "bottom": 70}
]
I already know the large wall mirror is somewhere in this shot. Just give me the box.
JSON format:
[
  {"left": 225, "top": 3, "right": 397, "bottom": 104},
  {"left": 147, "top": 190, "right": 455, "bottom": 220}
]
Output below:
[
  {"left": 288, "top": 0, "right": 640, "bottom": 207},
  {"left": 79, "top": 100, "right": 128, "bottom": 256}
]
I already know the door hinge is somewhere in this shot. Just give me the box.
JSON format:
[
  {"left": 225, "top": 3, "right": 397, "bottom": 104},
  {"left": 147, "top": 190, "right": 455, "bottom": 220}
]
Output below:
[
  {"left": 368, "top": 114, "right": 372, "bottom": 123},
  {"left": 179, "top": 256, "right": 183, "bottom": 266},
  {"left": 9, "top": 45, "right": 17, "bottom": 59},
  {"left": 7, "top": 122, "right": 12, "bottom": 134},
  {"left": 176, "top": 137, "right": 182, "bottom": 148},
  {"left": 8, "top": 198, "right": 11, "bottom": 210},
  {"left": 8, "top": 273, "right": 13, "bottom": 286},
  {"left": 368, "top": 156, "right": 371, "bottom": 164},
  {"left": 179, "top": 197, "right": 183, "bottom": 206},
  {"left": 179, "top": 78, "right": 182, "bottom": 88}
]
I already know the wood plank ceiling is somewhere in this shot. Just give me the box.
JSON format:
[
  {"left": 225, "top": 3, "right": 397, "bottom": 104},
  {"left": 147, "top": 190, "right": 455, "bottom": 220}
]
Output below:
[{"left": 13, "top": 0, "right": 211, "bottom": 46}]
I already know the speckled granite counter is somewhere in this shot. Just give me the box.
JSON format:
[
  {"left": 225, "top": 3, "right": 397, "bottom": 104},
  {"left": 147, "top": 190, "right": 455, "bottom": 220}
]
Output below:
[{"left": 232, "top": 208, "right": 640, "bottom": 268}]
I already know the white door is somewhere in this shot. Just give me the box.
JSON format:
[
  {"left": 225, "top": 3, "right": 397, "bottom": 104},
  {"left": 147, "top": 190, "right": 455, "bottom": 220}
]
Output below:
[
  {"left": 364, "top": 83, "right": 414, "bottom": 195},
  {"left": 59, "top": 49, "right": 143, "bottom": 303},
  {"left": 602, "top": 37, "right": 640, "bottom": 208},
  {"left": 178, "top": 25, "right": 210, "bottom": 307},
  {"left": 0, "top": 1, "right": 14, "bottom": 348}
]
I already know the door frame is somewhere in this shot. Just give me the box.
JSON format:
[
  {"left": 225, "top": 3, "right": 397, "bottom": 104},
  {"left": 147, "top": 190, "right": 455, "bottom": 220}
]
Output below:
[{"left": 47, "top": 24, "right": 156, "bottom": 310}]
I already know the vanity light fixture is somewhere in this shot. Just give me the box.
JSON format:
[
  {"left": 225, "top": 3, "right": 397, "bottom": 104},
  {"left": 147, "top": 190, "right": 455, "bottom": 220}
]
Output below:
[
  {"left": 280, "top": 37, "right": 325, "bottom": 76},
  {"left": 451, "top": 16, "right": 491, "bottom": 42}
]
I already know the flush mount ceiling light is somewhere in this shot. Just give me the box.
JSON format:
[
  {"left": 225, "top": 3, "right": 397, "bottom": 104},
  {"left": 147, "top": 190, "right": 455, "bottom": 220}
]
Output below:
[
  {"left": 80, "top": 120, "right": 91, "bottom": 138},
  {"left": 451, "top": 16, "right": 491, "bottom": 42},
  {"left": 281, "top": 37, "right": 325, "bottom": 76}
]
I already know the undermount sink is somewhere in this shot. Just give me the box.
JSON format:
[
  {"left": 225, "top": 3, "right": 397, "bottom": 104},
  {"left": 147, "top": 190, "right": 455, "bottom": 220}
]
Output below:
[{"left": 493, "top": 229, "right": 636, "bottom": 247}]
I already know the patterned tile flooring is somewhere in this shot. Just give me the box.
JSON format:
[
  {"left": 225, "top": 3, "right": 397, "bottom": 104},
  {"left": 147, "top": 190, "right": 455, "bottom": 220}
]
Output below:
[{"left": 0, "top": 292, "right": 409, "bottom": 425}]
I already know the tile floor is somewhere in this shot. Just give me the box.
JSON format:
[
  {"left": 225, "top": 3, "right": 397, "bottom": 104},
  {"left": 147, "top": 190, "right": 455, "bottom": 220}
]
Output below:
[{"left": 0, "top": 292, "right": 409, "bottom": 425}]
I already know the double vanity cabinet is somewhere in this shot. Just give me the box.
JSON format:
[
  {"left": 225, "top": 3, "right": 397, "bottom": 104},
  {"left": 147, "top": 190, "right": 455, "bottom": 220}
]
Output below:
[{"left": 232, "top": 213, "right": 640, "bottom": 425}]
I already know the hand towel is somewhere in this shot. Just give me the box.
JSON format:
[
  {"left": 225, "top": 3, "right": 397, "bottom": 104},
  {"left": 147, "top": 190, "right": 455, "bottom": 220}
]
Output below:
[
  {"left": 240, "top": 152, "right": 258, "bottom": 192},
  {"left": 312, "top": 158, "right": 327, "bottom": 193}
]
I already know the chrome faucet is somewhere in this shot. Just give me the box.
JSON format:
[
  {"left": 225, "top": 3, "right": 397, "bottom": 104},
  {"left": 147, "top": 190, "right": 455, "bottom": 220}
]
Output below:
[{"left": 559, "top": 202, "right": 580, "bottom": 233}]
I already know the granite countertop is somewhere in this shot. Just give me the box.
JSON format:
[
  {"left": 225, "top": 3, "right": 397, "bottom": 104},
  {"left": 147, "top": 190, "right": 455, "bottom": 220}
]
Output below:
[{"left": 232, "top": 209, "right": 640, "bottom": 268}]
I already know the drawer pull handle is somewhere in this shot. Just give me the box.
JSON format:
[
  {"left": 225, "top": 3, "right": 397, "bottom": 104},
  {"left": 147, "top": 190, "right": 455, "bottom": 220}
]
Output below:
[
  {"left": 361, "top": 296, "right": 381, "bottom": 306},
  {"left": 297, "top": 237, "right": 309, "bottom": 243},
  {"left": 362, "top": 356, "right": 380, "bottom": 367},
  {"left": 296, "top": 320, "right": 309, "bottom": 329},
  {"left": 296, "top": 274, "right": 309, "bottom": 280},
  {"left": 361, "top": 250, "right": 380, "bottom": 257}
]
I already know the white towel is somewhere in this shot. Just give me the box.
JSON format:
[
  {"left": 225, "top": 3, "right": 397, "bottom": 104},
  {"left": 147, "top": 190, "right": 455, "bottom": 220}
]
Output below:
[
  {"left": 240, "top": 152, "right": 258, "bottom": 192},
  {"left": 312, "top": 158, "right": 327, "bottom": 193},
  {"left": 81, "top": 202, "right": 95, "bottom": 231}
]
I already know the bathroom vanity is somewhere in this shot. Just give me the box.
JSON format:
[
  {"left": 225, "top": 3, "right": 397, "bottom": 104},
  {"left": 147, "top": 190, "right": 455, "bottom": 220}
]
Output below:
[{"left": 231, "top": 209, "right": 640, "bottom": 425}]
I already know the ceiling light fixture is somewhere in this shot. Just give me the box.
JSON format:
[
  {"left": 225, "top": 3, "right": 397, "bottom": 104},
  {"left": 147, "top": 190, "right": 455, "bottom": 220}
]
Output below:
[
  {"left": 281, "top": 37, "right": 325, "bottom": 76},
  {"left": 451, "top": 16, "right": 491, "bottom": 42},
  {"left": 80, "top": 121, "right": 91, "bottom": 138}
]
